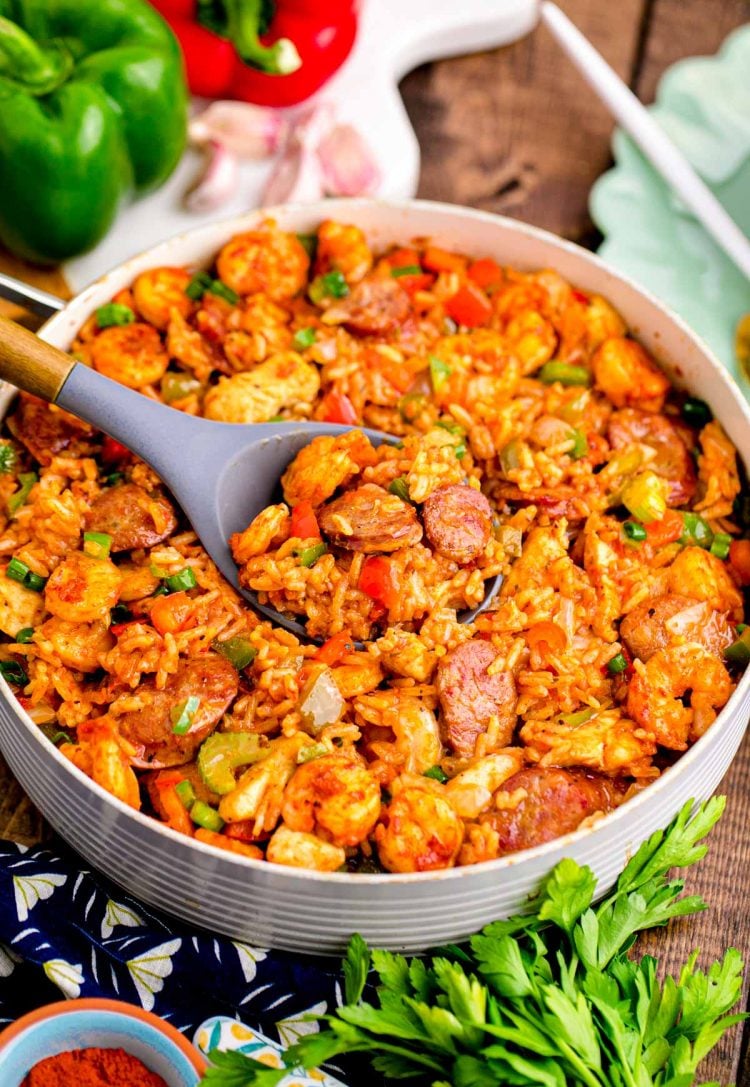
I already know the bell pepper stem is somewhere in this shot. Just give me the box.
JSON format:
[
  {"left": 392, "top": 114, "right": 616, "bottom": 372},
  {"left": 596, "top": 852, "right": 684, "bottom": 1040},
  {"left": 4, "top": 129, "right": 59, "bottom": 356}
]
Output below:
[
  {"left": 0, "top": 16, "right": 72, "bottom": 95},
  {"left": 224, "top": 0, "right": 301, "bottom": 75}
]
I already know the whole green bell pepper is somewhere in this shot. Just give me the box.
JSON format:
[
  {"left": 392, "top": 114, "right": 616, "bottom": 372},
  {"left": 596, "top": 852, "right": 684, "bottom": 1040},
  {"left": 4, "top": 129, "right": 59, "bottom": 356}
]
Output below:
[{"left": 0, "top": 0, "right": 188, "bottom": 264}]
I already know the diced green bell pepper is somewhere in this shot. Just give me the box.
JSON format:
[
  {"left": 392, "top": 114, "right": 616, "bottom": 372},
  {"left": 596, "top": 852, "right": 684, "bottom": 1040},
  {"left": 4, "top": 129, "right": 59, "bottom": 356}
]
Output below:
[{"left": 0, "top": 0, "right": 187, "bottom": 263}]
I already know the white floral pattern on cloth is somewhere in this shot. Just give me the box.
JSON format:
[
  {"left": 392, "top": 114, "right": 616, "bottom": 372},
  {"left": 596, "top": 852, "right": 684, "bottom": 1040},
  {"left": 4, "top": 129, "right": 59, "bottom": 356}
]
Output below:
[
  {"left": 0, "top": 839, "right": 371, "bottom": 1085},
  {"left": 194, "top": 1015, "right": 348, "bottom": 1086}
]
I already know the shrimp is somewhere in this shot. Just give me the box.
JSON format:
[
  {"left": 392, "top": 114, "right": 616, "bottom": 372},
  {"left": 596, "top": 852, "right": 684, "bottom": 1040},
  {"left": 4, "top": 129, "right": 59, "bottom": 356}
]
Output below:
[
  {"left": 582, "top": 294, "right": 626, "bottom": 351},
  {"left": 315, "top": 219, "right": 373, "bottom": 283},
  {"left": 39, "top": 618, "right": 114, "bottom": 673},
  {"left": 266, "top": 824, "right": 345, "bottom": 872},
  {"left": 45, "top": 552, "right": 122, "bottom": 624},
  {"left": 667, "top": 547, "right": 743, "bottom": 620},
  {"left": 281, "top": 752, "right": 381, "bottom": 847},
  {"left": 620, "top": 594, "right": 735, "bottom": 662},
  {"left": 132, "top": 267, "right": 193, "bottom": 330},
  {"left": 90, "top": 323, "right": 170, "bottom": 389},
  {"left": 374, "top": 774, "right": 464, "bottom": 873},
  {"left": 203, "top": 352, "right": 320, "bottom": 424},
  {"left": 61, "top": 718, "right": 140, "bottom": 809},
  {"left": 230, "top": 504, "right": 290, "bottom": 563},
  {"left": 504, "top": 309, "right": 557, "bottom": 374},
  {"left": 218, "top": 735, "right": 306, "bottom": 834},
  {"left": 281, "top": 430, "right": 377, "bottom": 507},
  {"left": 520, "top": 709, "right": 657, "bottom": 777},
  {"left": 216, "top": 221, "right": 309, "bottom": 300},
  {"left": 592, "top": 336, "right": 670, "bottom": 410},
  {"left": 445, "top": 749, "right": 525, "bottom": 819},
  {"left": 627, "top": 644, "right": 733, "bottom": 750},
  {"left": 0, "top": 568, "right": 45, "bottom": 638}
]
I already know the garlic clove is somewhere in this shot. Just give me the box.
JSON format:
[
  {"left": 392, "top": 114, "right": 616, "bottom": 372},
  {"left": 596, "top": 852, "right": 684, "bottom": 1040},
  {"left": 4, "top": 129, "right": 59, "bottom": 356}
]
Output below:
[
  {"left": 185, "top": 141, "right": 241, "bottom": 213},
  {"left": 317, "top": 124, "right": 382, "bottom": 197},
  {"left": 189, "top": 101, "right": 286, "bottom": 159},
  {"left": 261, "top": 140, "right": 325, "bottom": 206}
]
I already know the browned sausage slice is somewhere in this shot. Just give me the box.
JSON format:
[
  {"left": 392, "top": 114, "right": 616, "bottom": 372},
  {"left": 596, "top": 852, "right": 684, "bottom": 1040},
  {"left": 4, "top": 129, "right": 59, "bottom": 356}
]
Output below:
[
  {"left": 117, "top": 655, "right": 239, "bottom": 768},
  {"left": 620, "top": 593, "right": 735, "bottom": 662},
  {"left": 324, "top": 278, "right": 410, "bottom": 336},
  {"left": 436, "top": 640, "right": 516, "bottom": 757},
  {"left": 484, "top": 767, "right": 626, "bottom": 854},
  {"left": 423, "top": 484, "right": 492, "bottom": 564},
  {"left": 607, "top": 408, "right": 696, "bottom": 506},
  {"left": 318, "top": 483, "right": 423, "bottom": 553},
  {"left": 8, "top": 394, "right": 91, "bottom": 466},
  {"left": 86, "top": 483, "right": 177, "bottom": 553}
]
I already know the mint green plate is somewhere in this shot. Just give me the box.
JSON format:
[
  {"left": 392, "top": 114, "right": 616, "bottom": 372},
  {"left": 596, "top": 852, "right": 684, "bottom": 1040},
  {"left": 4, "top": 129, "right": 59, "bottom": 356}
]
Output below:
[{"left": 590, "top": 26, "right": 750, "bottom": 390}]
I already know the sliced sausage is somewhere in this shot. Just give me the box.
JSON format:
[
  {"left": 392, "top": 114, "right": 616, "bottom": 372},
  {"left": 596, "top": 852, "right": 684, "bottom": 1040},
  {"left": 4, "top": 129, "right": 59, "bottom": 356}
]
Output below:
[
  {"left": 620, "top": 593, "right": 735, "bottom": 662},
  {"left": 86, "top": 483, "right": 177, "bottom": 553},
  {"left": 423, "top": 484, "right": 492, "bottom": 564},
  {"left": 607, "top": 408, "right": 696, "bottom": 506},
  {"left": 8, "top": 394, "right": 91, "bottom": 466},
  {"left": 484, "top": 767, "right": 626, "bottom": 854},
  {"left": 118, "top": 655, "right": 239, "bottom": 769},
  {"left": 495, "top": 484, "right": 586, "bottom": 522},
  {"left": 318, "top": 483, "right": 422, "bottom": 553},
  {"left": 436, "top": 640, "right": 517, "bottom": 757},
  {"left": 324, "top": 278, "right": 410, "bottom": 336}
]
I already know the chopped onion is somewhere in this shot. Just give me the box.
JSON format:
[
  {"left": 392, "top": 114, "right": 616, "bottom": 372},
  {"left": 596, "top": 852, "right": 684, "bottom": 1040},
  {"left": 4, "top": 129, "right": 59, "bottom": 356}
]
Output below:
[
  {"left": 664, "top": 601, "right": 709, "bottom": 636},
  {"left": 189, "top": 101, "right": 286, "bottom": 159},
  {"left": 185, "top": 141, "right": 240, "bottom": 213},
  {"left": 299, "top": 668, "right": 344, "bottom": 733}
]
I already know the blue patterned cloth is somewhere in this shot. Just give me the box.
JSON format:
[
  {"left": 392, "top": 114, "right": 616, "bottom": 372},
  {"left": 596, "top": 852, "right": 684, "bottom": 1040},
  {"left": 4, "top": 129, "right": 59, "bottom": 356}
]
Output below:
[{"left": 0, "top": 837, "right": 373, "bottom": 1082}]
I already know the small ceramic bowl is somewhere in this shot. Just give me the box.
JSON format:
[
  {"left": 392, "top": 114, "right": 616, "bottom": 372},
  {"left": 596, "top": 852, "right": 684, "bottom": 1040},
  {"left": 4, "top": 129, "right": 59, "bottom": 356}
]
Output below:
[{"left": 0, "top": 998, "right": 207, "bottom": 1087}]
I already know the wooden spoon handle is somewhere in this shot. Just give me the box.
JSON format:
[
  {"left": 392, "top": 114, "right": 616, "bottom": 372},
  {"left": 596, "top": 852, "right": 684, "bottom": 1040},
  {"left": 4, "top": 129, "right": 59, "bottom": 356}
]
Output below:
[{"left": 0, "top": 315, "right": 75, "bottom": 402}]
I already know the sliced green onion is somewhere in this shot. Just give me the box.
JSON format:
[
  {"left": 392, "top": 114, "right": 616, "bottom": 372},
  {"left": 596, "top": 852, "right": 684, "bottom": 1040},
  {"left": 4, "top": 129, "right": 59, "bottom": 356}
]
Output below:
[
  {"left": 189, "top": 799, "right": 224, "bottom": 832},
  {"left": 25, "top": 571, "right": 46, "bottom": 592},
  {"left": 569, "top": 429, "right": 588, "bottom": 460},
  {"left": 208, "top": 279, "right": 238, "bottom": 305},
  {"left": 293, "top": 327, "right": 316, "bottom": 350},
  {"left": 538, "top": 361, "right": 591, "bottom": 386},
  {"left": 681, "top": 397, "right": 712, "bottom": 429},
  {"left": 423, "top": 765, "right": 448, "bottom": 784},
  {"left": 8, "top": 472, "right": 38, "bottom": 515},
  {"left": 6, "top": 557, "right": 29, "bottom": 583},
  {"left": 621, "top": 470, "right": 667, "bottom": 524},
  {"left": 429, "top": 355, "right": 452, "bottom": 392},
  {"left": 309, "top": 271, "right": 349, "bottom": 302},
  {"left": 0, "top": 660, "right": 28, "bottom": 686},
  {"left": 165, "top": 567, "right": 197, "bottom": 592},
  {"left": 680, "top": 511, "right": 714, "bottom": 549},
  {"left": 110, "top": 604, "right": 133, "bottom": 624},
  {"left": 607, "top": 652, "right": 628, "bottom": 674},
  {"left": 267, "top": 414, "right": 284, "bottom": 423},
  {"left": 435, "top": 420, "right": 464, "bottom": 436},
  {"left": 96, "top": 303, "right": 135, "bottom": 329},
  {"left": 710, "top": 532, "right": 732, "bottom": 560},
  {"left": 388, "top": 477, "right": 411, "bottom": 502},
  {"left": 161, "top": 372, "right": 201, "bottom": 404},
  {"left": 559, "top": 390, "right": 590, "bottom": 423},
  {"left": 391, "top": 265, "right": 422, "bottom": 278},
  {"left": 212, "top": 635, "right": 257, "bottom": 671},
  {"left": 296, "top": 232, "right": 318, "bottom": 259},
  {"left": 175, "top": 779, "right": 197, "bottom": 809},
  {"left": 15, "top": 627, "right": 34, "bottom": 644},
  {"left": 737, "top": 623, "right": 748, "bottom": 634},
  {"left": 83, "top": 532, "right": 112, "bottom": 560},
  {"left": 171, "top": 695, "right": 201, "bottom": 735},
  {"left": 103, "top": 471, "right": 124, "bottom": 487},
  {"left": 184, "top": 271, "right": 213, "bottom": 301},
  {"left": 297, "top": 742, "right": 329, "bottom": 764},
  {"left": 558, "top": 707, "right": 596, "bottom": 728},
  {"left": 152, "top": 584, "right": 169, "bottom": 598},
  {"left": 398, "top": 392, "right": 426, "bottom": 423},
  {"left": 42, "top": 727, "right": 72, "bottom": 746},
  {"left": 623, "top": 520, "right": 647, "bottom": 542},
  {"left": 724, "top": 627, "right": 750, "bottom": 665},
  {"left": 0, "top": 443, "right": 16, "bottom": 474},
  {"left": 455, "top": 442, "right": 467, "bottom": 459},
  {"left": 297, "top": 542, "right": 327, "bottom": 568}
]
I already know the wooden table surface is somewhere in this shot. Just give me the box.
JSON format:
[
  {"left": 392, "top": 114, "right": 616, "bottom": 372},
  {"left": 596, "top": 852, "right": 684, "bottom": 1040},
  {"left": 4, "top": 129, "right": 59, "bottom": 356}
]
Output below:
[{"left": 1, "top": 0, "right": 750, "bottom": 1080}]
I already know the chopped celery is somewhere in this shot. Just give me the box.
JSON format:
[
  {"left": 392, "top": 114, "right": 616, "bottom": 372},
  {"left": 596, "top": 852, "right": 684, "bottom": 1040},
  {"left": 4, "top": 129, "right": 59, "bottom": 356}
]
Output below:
[{"left": 198, "top": 732, "right": 265, "bottom": 794}]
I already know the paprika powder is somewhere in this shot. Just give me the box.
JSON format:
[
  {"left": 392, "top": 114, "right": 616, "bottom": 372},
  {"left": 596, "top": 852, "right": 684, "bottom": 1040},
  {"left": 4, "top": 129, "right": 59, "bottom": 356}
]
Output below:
[{"left": 22, "top": 1046, "right": 169, "bottom": 1087}]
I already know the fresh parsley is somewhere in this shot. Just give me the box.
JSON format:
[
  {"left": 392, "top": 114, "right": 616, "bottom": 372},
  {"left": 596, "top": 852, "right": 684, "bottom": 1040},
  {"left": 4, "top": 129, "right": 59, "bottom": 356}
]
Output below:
[{"left": 199, "top": 798, "right": 746, "bottom": 1087}]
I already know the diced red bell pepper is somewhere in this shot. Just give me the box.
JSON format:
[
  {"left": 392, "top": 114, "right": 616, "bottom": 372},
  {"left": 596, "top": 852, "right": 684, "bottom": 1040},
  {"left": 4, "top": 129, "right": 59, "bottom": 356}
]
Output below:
[
  {"left": 321, "top": 391, "right": 358, "bottom": 425},
  {"left": 388, "top": 247, "right": 434, "bottom": 294},
  {"left": 422, "top": 246, "right": 466, "bottom": 275},
  {"left": 572, "top": 289, "right": 590, "bottom": 306},
  {"left": 359, "top": 556, "right": 397, "bottom": 610},
  {"left": 224, "top": 819, "right": 260, "bottom": 842},
  {"left": 315, "top": 629, "right": 354, "bottom": 665},
  {"left": 445, "top": 283, "right": 492, "bottom": 328},
  {"left": 101, "top": 436, "right": 131, "bottom": 464},
  {"left": 468, "top": 258, "right": 502, "bottom": 290},
  {"left": 644, "top": 510, "right": 684, "bottom": 548},
  {"left": 291, "top": 501, "right": 320, "bottom": 539}
]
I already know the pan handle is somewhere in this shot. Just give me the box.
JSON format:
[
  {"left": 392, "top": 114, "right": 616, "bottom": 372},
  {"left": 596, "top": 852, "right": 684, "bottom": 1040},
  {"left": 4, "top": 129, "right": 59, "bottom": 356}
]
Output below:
[
  {"left": 0, "top": 272, "right": 66, "bottom": 320},
  {"left": 0, "top": 315, "right": 75, "bottom": 402}
]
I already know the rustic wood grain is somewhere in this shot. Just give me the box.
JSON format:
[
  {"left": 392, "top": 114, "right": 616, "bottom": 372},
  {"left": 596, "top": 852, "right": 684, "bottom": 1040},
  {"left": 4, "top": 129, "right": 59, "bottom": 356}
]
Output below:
[{"left": 401, "top": 0, "right": 646, "bottom": 241}]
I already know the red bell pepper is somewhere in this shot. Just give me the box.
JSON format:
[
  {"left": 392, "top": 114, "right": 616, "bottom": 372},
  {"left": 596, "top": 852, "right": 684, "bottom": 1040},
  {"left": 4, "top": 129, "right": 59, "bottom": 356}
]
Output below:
[
  {"left": 150, "top": 0, "right": 358, "bottom": 106},
  {"left": 290, "top": 501, "right": 320, "bottom": 539},
  {"left": 321, "top": 391, "right": 358, "bottom": 425},
  {"left": 359, "top": 556, "right": 398, "bottom": 610},
  {"left": 445, "top": 283, "right": 492, "bottom": 328}
]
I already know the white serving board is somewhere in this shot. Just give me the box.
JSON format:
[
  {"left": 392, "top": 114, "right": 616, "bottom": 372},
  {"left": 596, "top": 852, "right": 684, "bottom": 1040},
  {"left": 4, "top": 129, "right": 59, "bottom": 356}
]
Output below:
[{"left": 64, "top": 0, "right": 538, "bottom": 292}]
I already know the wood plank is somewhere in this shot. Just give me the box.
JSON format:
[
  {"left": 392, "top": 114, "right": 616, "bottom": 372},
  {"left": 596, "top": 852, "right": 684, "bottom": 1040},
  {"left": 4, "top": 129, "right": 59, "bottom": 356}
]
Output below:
[
  {"left": 634, "top": 0, "right": 749, "bottom": 103},
  {"left": 400, "top": 0, "right": 647, "bottom": 240}
]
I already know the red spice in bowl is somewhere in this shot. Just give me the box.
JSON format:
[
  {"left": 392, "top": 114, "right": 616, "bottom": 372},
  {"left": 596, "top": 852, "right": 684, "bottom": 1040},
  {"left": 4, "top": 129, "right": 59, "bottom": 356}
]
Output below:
[{"left": 22, "top": 1046, "right": 168, "bottom": 1087}]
